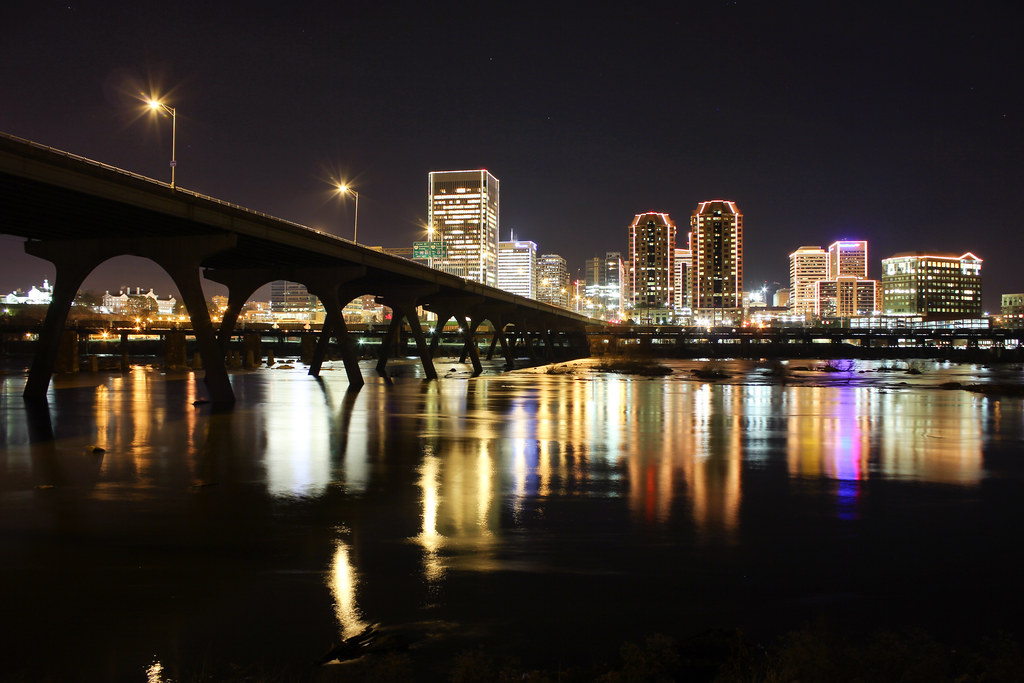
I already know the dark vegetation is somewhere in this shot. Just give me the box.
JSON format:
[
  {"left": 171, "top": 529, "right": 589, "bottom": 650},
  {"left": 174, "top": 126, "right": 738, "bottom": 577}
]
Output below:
[
  {"left": 192, "top": 624, "right": 1024, "bottom": 682},
  {"left": 598, "top": 358, "right": 673, "bottom": 376}
]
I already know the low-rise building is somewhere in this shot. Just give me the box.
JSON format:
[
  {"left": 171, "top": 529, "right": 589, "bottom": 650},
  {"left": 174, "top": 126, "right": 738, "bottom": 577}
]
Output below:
[
  {"left": 881, "top": 252, "right": 982, "bottom": 319},
  {"left": 1001, "top": 293, "right": 1024, "bottom": 327}
]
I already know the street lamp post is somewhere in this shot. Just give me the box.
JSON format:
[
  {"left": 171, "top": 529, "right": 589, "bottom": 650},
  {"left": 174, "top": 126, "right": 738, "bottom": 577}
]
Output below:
[
  {"left": 146, "top": 98, "right": 177, "bottom": 189},
  {"left": 337, "top": 184, "right": 359, "bottom": 243}
]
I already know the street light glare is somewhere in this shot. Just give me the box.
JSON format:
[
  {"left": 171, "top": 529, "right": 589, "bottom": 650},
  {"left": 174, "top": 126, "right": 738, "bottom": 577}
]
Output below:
[
  {"left": 335, "top": 182, "right": 359, "bottom": 243},
  {"left": 144, "top": 95, "right": 176, "bottom": 188}
]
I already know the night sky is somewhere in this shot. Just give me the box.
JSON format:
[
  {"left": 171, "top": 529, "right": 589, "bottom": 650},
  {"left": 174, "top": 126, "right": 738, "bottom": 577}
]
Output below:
[{"left": 2, "top": 1, "right": 1021, "bottom": 310}]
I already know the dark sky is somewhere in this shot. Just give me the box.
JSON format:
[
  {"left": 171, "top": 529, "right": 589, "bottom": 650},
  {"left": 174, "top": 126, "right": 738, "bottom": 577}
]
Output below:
[{"left": 2, "top": 1, "right": 1021, "bottom": 310}]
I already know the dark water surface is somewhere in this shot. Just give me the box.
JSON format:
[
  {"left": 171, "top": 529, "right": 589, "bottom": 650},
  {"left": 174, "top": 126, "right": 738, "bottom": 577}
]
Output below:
[{"left": 2, "top": 358, "right": 1023, "bottom": 680}]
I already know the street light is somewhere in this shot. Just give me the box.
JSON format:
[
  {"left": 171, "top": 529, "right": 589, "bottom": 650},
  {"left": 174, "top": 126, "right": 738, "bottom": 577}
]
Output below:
[
  {"left": 337, "top": 184, "right": 359, "bottom": 243},
  {"left": 146, "top": 97, "right": 176, "bottom": 189}
]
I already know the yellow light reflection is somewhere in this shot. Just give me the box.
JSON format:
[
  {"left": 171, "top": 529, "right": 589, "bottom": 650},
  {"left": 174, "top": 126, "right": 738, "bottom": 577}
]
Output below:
[
  {"left": 264, "top": 378, "right": 332, "bottom": 498},
  {"left": 416, "top": 451, "right": 446, "bottom": 582},
  {"left": 875, "top": 390, "right": 984, "bottom": 485},
  {"left": 329, "top": 540, "right": 369, "bottom": 640}
]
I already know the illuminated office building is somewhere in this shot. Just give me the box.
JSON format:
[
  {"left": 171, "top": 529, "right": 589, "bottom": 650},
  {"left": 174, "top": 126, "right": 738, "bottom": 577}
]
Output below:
[
  {"left": 828, "top": 240, "right": 868, "bottom": 279},
  {"left": 583, "top": 252, "right": 625, "bottom": 320},
  {"left": 427, "top": 170, "right": 499, "bottom": 286},
  {"left": 627, "top": 212, "right": 677, "bottom": 322},
  {"left": 791, "top": 240, "right": 877, "bottom": 319},
  {"left": 788, "top": 246, "right": 828, "bottom": 316},
  {"left": 673, "top": 245, "right": 692, "bottom": 312},
  {"left": 583, "top": 257, "right": 603, "bottom": 317},
  {"left": 538, "top": 254, "right": 570, "bottom": 309},
  {"left": 691, "top": 201, "right": 743, "bottom": 321},
  {"left": 815, "top": 277, "right": 878, "bottom": 318},
  {"left": 881, "top": 252, "right": 983, "bottom": 319},
  {"left": 497, "top": 240, "right": 537, "bottom": 299},
  {"left": 1002, "top": 293, "right": 1024, "bottom": 326},
  {"left": 270, "top": 280, "right": 323, "bottom": 323}
]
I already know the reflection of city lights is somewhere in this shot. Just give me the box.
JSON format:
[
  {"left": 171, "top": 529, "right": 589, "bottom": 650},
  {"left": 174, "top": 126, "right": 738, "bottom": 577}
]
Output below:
[
  {"left": 415, "top": 453, "right": 445, "bottom": 582},
  {"left": 329, "top": 541, "right": 368, "bottom": 640},
  {"left": 146, "top": 660, "right": 168, "bottom": 683}
]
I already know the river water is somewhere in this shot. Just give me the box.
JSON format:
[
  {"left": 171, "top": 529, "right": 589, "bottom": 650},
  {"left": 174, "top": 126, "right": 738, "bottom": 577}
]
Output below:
[{"left": 1, "top": 357, "right": 1023, "bottom": 680}]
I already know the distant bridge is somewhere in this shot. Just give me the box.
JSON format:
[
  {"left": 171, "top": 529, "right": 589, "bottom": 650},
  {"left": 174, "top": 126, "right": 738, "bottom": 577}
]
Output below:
[
  {"left": 0, "top": 132, "right": 595, "bottom": 403},
  {"left": 591, "top": 324, "right": 1024, "bottom": 360}
]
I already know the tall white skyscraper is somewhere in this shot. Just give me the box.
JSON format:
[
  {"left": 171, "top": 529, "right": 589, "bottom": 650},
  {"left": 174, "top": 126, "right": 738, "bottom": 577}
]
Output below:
[
  {"left": 497, "top": 240, "right": 538, "bottom": 298},
  {"left": 789, "top": 245, "right": 828, "bottom": 316},
  {"left": 583, "top": 252, "right": 625, "bottom": 321},
  {"left": 538, "top": 254, "right": 570, "bottom": 309},
  {"left": 427, "top": 170, "right": 499, "bottom": 286}
]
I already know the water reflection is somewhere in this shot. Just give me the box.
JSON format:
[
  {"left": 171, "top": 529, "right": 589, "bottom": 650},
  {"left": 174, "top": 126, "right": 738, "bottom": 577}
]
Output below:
[
  {"left": 330, "top": 539, "right": 369, "bottom": 639},
  {"left": 875, "top": 391, "right": 985, "bottom": 484},
  {"left": 1, "top": 364, "right": 995, "bottom": 514},
  {"left": 1, "top": 360, "right": 1017, "bottom": 677}
]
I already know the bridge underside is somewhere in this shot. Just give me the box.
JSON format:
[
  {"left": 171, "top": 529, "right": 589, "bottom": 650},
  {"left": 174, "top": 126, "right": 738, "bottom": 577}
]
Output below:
[
  {"left": 1, "top": 133, "right": 593, "bottom": 404},
  {"left": 16, "top": 236, "right": 590, "bottom": 403}
]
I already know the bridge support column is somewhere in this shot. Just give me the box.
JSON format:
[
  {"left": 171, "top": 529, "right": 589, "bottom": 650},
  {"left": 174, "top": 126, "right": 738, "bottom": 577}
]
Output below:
[
  {"left": 485, "top": 330, "right": 499, "bottom": 360},
  {"left": 55, "top": 330, "right": 80, "bottom": 374},
  {"left": 22, "top": 235, "right": 235, "bottom": 403},
  {"left": 376, "top": 299, "right": 436, "bottom": 380},
  {"left": 541, "top": 329, "right": 556, "bottom": 362},
  {"left": 499, "top": 327, "right": 515, "bottom": 368},
  {"left": 374, "top": 287, "right": 439, "bottom": 380},
  {"left": 242, "top": 333, "right": 261, "bottom": 369},
  {"left": 160, "top": 247, "right": 236, "bottom": 404},
  {"left": 376, "top": 314, "right": 402, "bottom": 377},
  {"left": 484, "top": 322, "right": 515, "bottom": 369},
  {"left": 306, "top": 284, "right": 365, "bottom": 389},
  {"left": 459, "top": 316, "right": 483, "bottom": 375},
  {"left": 400, "top": 302, "right": 437, "bottom": 379},
  {"left": 22, "top": 242, "right": 95, "bottom": 400},
  {"left": 428, "top": 311, "right": 453, "bottom": 358},
  {"left": 203, "top": 270, "right": 271, "bottom": 355},
  {"left": 164, "top": 331, "right": 188, "bottom": 370}
]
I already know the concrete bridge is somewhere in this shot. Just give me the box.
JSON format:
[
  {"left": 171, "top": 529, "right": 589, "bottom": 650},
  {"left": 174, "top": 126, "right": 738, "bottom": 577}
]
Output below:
[{"left": 0, "top": 132, "right": 595, "bottom": 403}]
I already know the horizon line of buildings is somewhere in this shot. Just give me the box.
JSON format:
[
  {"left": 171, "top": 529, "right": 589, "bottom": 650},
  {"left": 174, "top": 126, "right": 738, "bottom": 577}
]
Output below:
[
  {"left": 4, "top": 168, "right": 1022, "bottom": 327},
  {"left": 415, "top": 169, "right": 1009, "bottom": 327}
]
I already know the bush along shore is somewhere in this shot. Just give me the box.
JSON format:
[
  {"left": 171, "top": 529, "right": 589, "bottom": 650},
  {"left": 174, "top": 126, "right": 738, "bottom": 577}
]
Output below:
[{"left": 289, "top": 623, "right": 1024, "bottom": 682}]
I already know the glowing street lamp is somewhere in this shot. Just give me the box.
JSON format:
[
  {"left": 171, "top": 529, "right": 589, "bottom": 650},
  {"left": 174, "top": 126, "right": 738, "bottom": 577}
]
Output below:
[
  {"left": 336, "top": 184, "right": 359, "bottom": 243},
  {"left": 146, "top": 97, "right": 177, "bottom": 189}
]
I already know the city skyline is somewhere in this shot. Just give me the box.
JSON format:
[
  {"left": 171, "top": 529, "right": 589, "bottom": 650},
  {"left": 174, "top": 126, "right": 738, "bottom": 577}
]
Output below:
[{"left": 1, "top": 2, "right": 1020, "bottom": 310}]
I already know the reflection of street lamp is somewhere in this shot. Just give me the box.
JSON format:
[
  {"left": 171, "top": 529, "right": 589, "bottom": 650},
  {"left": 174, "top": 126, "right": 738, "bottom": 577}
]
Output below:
[
  {"left": 146, "top": 97, "right": 176, "bottom": 189},
  {"left": 336, "top": 184, "right": 359, "bottom": 243}
]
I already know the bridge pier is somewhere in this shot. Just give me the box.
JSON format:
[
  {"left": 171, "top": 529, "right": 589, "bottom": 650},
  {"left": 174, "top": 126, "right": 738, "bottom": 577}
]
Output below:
[
  {"left": 374, "top": 286, "right": 440, "bottom": 380},
  {"left": 22, "top": 235, "right": 236, "bottom": 403},
  {"left": 206, "top": 267, "right": 368, "bottom": 389},
  {"left": 426, "top": 309, "right": 453, "bottom": 359},
  {"left": 155, "top": 238, "right": 238, "bottom": 404},
  {"left": 421, "top": 295, "right": 490, "bottom": 376},
  {"left": 22, "top": 242, "right": 94, "bottom": 400},
  {"left": 399, "top": 300, "right": 437, "bottom": 379},
  {"left": 306, "top": 283, "right": 366, "bottom": 389},
  {"left": 164, "top": 331, "right": 188, "bottom": 370},
  {"left": 458, "top": 315, "right": 484, "bottom": 375},
  {"left": 56, "top": 330, "right": 79, "bottom": 374},
  {"left": 495, "top": 323, "right": 515, "bottom": 368}
]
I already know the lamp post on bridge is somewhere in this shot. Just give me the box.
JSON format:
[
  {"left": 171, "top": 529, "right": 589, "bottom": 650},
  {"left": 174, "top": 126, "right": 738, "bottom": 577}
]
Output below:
[
  {"left": 146, "top": 97, "right": 177, "bottom": 189},
  {"left": 336, "top": 184, "right": 359, "bottom": 244}
]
